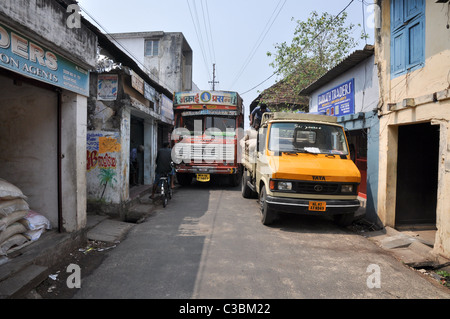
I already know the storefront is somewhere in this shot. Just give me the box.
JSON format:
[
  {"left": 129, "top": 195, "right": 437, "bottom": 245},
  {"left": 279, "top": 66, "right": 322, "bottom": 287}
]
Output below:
[{"left": 0, "top": 1, "right": 96, "bottom": 233}]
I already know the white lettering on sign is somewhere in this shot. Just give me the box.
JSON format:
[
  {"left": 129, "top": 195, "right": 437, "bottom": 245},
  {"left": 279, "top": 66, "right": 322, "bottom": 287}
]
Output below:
[{"left": 0, "top": 28, "right": 58, "bottom": 71}]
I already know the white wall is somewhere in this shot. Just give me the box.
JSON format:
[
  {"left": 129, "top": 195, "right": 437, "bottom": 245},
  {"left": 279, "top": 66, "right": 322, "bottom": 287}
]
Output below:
[{"left": 309, "top": 55, "right": 379, "bottom": 114}]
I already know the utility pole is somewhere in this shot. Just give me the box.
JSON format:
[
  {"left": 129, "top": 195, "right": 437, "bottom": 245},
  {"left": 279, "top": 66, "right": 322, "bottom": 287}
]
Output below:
[{"left": 209, "top": 63, "right": 219, "bottom": 91}]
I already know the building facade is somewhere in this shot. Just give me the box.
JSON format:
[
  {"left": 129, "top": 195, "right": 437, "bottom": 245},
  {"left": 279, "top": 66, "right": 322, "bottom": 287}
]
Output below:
[
  {"left": 108, "top": 31, "right": 193, "bottom": 93},
  {"left": 0, "top": 0, "right": 96, "bottom": 232},
  {"left": 301, "top": 45, "right": 381, "bottom": 225},
  {"left": 86, "top": 33, "right": 174, "bottom": 217},
  {"left": 375, "top": 0, "right": 450, "bottom": 257}
]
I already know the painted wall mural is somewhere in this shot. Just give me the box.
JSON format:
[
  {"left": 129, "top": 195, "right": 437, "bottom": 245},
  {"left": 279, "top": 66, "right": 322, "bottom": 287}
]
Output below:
[{"left": 87, "top": 131, "right": 121, "bottom": 200}]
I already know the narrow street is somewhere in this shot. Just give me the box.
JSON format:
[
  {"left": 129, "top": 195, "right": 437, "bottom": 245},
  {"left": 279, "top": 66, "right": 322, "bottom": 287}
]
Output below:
[{"left": 62, "top": 179, "right": 450, "bottom": 299}]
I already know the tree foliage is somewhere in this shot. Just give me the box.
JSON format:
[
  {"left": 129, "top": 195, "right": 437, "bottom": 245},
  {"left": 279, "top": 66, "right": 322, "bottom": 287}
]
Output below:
[{"left": 264, "top": 11, "right": 364, "bottom": 110}]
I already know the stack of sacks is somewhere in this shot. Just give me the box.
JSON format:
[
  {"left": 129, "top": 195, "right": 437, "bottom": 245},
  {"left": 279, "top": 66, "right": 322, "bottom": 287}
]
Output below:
[
  {"left": 0, "top": 179, "right": 51, "bottom": 256},
  {"left": 244, "top": 128, "right": 258, "bottom": 159}
]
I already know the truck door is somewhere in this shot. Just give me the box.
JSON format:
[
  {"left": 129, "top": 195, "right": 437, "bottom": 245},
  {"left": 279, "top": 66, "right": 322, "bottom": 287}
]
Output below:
[{"left": 256, "top": 125, "right": 268, "bottom": 193}]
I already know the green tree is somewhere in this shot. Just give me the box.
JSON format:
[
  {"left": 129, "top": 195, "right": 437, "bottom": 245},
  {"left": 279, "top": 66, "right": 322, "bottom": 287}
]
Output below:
[{"left": 264, "top": 11, "right": 365, "bottom": 110}]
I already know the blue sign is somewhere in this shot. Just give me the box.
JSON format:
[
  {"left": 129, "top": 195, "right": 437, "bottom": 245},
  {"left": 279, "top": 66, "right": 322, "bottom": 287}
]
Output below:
[
  {"left": 0, "top": 23, "right": 89, "bottom": 96},
  {"left": 317, "top": 78, "right": 355, "bottom": 116}
]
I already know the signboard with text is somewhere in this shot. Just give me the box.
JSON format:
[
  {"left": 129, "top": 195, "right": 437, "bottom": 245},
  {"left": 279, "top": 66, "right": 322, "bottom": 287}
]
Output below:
[
  {"left": 317, "top": 79, "right": 355, "bottom": 116},
  {"left": 0, "top": 23, "right": 89, "bottom": 96}
]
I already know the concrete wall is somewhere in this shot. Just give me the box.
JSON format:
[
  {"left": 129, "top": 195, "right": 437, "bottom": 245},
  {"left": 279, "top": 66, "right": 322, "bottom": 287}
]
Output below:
[
  {"left": 376, "top": 0, "right": 450, "bottom": 258},
  {"left": 60, "top": 90, "right": 87, "bottom": 231},
  {"left": 110, "top": 32, "right": 193, "bottom": 93},
  {"left": 0, "top": 0, "right": 97, "bottom": 68}
]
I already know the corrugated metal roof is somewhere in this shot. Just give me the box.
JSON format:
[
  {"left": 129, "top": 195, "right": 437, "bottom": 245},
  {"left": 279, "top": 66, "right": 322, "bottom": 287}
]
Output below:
[{"left": 300, "top": 45, "right": 374, "bottom": 96}]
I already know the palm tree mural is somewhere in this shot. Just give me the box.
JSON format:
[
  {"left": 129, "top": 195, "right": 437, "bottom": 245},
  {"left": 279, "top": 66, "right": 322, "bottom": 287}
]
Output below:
[{"left": 98, "top": 168, "right": 117, "bottom": 199}]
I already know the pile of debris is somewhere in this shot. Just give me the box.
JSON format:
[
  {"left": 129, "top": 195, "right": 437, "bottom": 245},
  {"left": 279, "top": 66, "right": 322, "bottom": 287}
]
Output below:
[{"left": 0, "top": 179, "right": 51, "bottom": 259}]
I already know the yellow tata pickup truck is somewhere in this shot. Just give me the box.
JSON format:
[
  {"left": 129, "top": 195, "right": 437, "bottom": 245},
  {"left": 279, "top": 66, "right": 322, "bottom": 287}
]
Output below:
[{"left": 241, "top": 112, "right": 361, "bottom": 226}]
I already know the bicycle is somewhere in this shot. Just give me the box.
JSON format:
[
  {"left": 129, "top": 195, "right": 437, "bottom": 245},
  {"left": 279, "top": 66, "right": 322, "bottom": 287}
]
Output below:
[{"left": 156, "top": 173, "right": 173, "bottom": 208}]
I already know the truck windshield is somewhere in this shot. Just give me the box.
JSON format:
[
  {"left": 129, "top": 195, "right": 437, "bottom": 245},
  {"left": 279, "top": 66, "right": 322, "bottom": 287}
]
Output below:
[
  {"left": 268, "top": 122, "right": 348, "bottom": 155},
  {"left": 181, "top": 116, "right": 236, "bottom": 136}
]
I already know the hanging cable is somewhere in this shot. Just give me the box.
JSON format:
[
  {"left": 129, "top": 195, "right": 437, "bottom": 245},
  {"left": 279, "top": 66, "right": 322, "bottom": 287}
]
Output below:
[
  {"left": 187, "top": 0, "right": 212, "bottom": 83},
  {"left": 77, "top": 3, "right": 176, "bottom": 91},
  {"left": 241, "top": 0, "right": 355, "bottom": 96},
  {"left": 230, "top": 0, "right": 286, "bottom": 90}
]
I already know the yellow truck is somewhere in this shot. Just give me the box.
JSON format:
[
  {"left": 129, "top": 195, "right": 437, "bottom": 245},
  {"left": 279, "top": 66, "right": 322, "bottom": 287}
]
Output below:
[{"left": 241, "top": 112, "right": 361, "bottom": 226}]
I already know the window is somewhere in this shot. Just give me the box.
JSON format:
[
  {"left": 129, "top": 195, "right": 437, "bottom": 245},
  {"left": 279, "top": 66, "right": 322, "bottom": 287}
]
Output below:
[
  {"left": 390, "top": 0, "right": 425, "bottom": 78},
  {"left": 268, "top": 122, "right": 348, "bottom": 155},
  {"left": 145, "top": 40, "right": 159, "bottom": 56}
]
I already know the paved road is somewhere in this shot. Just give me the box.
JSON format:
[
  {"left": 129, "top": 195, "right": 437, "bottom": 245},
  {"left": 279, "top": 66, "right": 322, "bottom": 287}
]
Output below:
[{"left": 74, "top": 180, "right": 449, "bottom": 299}]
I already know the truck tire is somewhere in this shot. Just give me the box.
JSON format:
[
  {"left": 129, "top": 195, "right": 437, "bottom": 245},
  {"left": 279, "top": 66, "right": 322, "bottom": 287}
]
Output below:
[
  {"left": 177, "top": 173, "right": 192, "bottom": 187},
  {"left": 229, "top": 172, "right": 241, "bottom": 187},
  {"left": 259, "top": 187, "right": 276, "bottom": 225},
  {"left": 241, "top": 170, "right": 256, "bottom": 198}
]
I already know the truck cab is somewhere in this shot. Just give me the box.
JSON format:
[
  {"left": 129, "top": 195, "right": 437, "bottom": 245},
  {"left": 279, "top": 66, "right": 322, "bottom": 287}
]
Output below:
[{"left": 241, "top": 112, "right": 361, "bottom": 226}]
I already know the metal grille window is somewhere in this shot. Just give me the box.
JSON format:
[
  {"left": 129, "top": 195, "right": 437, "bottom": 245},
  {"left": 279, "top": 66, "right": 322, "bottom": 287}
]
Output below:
[{"left": 145, "top": 40, "right": 159, "bottom": 56}]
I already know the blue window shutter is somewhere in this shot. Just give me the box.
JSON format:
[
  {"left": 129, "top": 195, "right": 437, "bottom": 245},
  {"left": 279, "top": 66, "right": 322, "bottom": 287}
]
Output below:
[
  {"left": 408, "top": 17, "right": 424, "bottom": 67},
  {"left": 392, "top": 0, "right": 404, "bottom": 30},
  {"left": 392, "top": 30, "right": 406, "bottom": 75},
  {"left": 404, "top": 0, "right": 423, "bottom": 22}
]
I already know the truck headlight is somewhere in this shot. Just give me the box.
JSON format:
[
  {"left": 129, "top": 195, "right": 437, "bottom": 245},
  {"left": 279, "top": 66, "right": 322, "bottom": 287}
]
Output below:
[
  {"left": 278, "top": 181, "right": 292, "bottom": 191},
  {"left": 341, "top": 185, "right": 353, "bottom": 193}
]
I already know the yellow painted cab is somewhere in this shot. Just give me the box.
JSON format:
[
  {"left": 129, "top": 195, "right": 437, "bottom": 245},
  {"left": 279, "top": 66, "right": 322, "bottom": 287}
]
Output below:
[{"left": 241, "top": 112, "right": 361, "bottom": 226}]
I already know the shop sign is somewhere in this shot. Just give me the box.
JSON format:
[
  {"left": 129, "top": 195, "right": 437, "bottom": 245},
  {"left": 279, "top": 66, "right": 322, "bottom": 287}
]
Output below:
[
  {"left": 174, "top": 91, "right": 238, "bottom": 107},
  {"left": 144, "top": 82, "right": 156, "bottom": 103},
  {"left": 131, "top": 70, "right": 144, "bottom": 95},
  {"left": 160, "top": 94, "right": 174, "bottom": 123},
  {"left": 317, "top": 78, "right": 355, "bottom": 116},
  {"left": 97, "top": 74, "right": 118, "bottom": 101},
  {"left": 0, "top": 23, "right": 89, "bottom": 96}
]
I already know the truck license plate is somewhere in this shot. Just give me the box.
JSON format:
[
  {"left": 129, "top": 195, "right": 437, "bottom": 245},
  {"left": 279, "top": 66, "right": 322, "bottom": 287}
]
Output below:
[
  {"left": 309, "top": 201, "right": 326, "bottom": 212},
  {"left": 197, "top": 174, "right": 210, "bottom": 182}
]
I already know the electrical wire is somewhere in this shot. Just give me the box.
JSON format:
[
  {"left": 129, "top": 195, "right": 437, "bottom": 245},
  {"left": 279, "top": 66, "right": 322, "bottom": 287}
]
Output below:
[
  {"left": 77, "top": 3, "right": 175, "bottom": 91},
  {"left": 230, "top": 0, "right": 287, "bottom": 90},
  {"left": 240, "top": 0, "right": 355, "bottom": 96},
  {"left": 187, "top": 0, "right": 213, "bottom": 83}
]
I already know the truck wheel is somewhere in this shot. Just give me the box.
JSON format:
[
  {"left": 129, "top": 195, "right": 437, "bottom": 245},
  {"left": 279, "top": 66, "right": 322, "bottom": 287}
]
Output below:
[
  {"left": 259, "top": 187, "right": 276, "bottom": 225},
  {"left": 229, "top": 172, "right": 241, "bottom": 187},
  {"left": 333, "top": 213, "right": 354, "bottom": 227},
  {"left": 177, "top": 173, "right": 192, "bottom": 187},
  {"left": 241, "top": 171, "right": 255, "bottom": 198}
]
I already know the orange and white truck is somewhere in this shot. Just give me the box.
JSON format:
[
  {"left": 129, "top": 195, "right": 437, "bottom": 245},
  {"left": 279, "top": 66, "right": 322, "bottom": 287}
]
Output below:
[{"left": 172, "top": 90, "right": 244, "bottom": 186}]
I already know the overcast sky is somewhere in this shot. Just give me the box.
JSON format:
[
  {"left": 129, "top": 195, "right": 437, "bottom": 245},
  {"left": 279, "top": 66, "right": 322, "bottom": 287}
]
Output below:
[{"left": 77, "top": 0, "right": 376, "bottom": 114}]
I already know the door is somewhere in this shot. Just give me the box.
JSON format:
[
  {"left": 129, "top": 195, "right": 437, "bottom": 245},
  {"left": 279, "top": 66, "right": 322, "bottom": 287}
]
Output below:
[{"left": 395, "top": 122, "right": 439, "bottom": 226}]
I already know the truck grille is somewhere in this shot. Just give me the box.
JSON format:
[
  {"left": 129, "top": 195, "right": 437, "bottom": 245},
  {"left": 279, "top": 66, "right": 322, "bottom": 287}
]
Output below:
[
  {"left": 174, "top": 143, "right": 235, "bottom": 162},
  {"left": 294, "top": 182, "right": 339, "bottom": 195}
]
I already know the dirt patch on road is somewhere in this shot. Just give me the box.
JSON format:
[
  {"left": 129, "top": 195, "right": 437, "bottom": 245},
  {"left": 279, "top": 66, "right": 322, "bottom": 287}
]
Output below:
[{"left": 32, "top": 240, "right": 116, "bottom": 299}]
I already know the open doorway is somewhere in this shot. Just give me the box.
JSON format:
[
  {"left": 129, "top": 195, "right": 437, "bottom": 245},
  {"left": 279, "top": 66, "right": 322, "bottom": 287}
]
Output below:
[
  {"left": 130, "top": 116, "right": 145, "bottom": 186},
  {"left": 395, "top": 122, "right": 439, "bottom": 228}
]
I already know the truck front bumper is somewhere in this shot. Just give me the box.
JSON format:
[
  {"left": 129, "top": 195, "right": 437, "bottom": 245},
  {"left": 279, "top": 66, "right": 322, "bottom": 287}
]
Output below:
[
  {"left": 265, "top": 195, "right": 361, "bottom": 215},
  {"left": 176, "top": 166, "right": 239, "bottom": 175}
]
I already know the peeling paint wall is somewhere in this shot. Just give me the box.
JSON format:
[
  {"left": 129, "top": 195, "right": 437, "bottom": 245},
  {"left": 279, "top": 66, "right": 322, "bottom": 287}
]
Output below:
[
  {"left": 0, "top": 0, "right": 97, "bottom": 68},
  {"left": 376, "top": 0, "right": 450, "bottom": 258}
]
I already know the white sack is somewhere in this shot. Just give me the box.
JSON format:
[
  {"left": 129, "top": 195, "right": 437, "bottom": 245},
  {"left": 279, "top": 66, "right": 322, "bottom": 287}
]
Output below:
[{"left": 0, "top": 179, "right": 27, "bottom": 200}]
